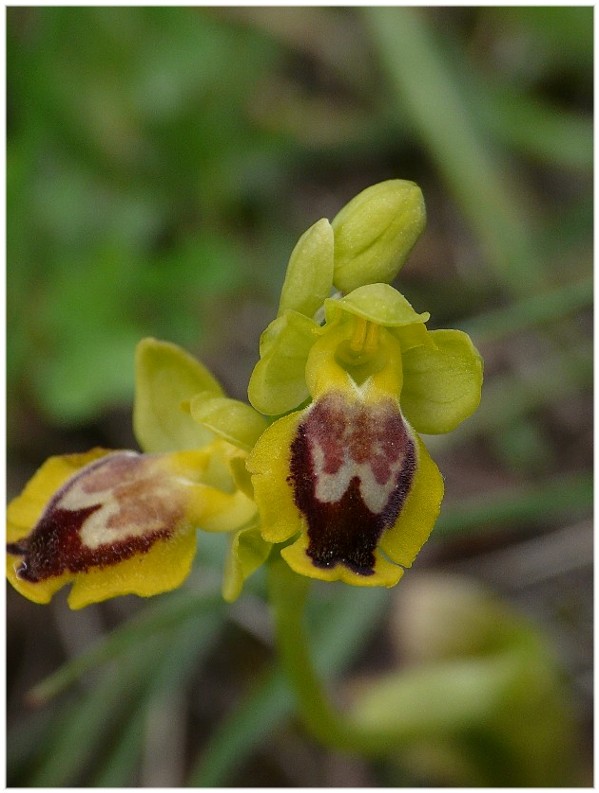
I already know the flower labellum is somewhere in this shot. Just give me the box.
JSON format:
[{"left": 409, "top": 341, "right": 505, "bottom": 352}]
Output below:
[
  {"left": 247, "top": 312, "right": 454, "bottom": 588},
  {"left": 8, "top": 451, "right": 189, "bottom": 584},
  {"left": 290, "top": 390, "right": 417, "bottom": 575},
  {"left": 7, "top": 441, "right": 256, "bottom": 608}
]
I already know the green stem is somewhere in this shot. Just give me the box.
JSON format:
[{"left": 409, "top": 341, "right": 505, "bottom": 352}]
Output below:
[{"left": 268, "top": 556, "right": 400, "bottom": 756}]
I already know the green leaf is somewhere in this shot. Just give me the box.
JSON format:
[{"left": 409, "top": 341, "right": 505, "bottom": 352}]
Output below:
[
  {"left": 27, "top": 589, "right": 223, "bottom": 705},
  {"left": 25, "top": 613, "right": 224, "bottom": 787},
  {"left": 25, "top": 645, "right": 160, "bottom": 786},
  {"left": 435, "top": 473, "right": 592, "bottom": 537},
  {"left": 461, "top": 276, "right": 593, "bottom": 344}
]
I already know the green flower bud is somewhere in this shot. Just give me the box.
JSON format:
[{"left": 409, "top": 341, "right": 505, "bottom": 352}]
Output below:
[
  {"left": 277, "top": 218, "right": 334, "bottom": 318},
  {"left": 331, "top": 179, "right": 426, "bottom": 292}
]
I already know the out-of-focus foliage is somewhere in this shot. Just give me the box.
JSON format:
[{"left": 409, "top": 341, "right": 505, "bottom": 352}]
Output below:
[
  {"left": 7, "top": 6, "right": 592, "bottom": 425},
  {"left": 7, "top": 6, "right": 592, "bottom": 788},
  {"left": 350, "top": 573, "right": 577, "bottom": 787},
  {"left": 8, "top": 7, "right": 286, "bottom": 423}
]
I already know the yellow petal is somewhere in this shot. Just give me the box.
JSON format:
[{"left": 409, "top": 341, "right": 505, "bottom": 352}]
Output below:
[
  {"left": 249, "top": 376, "right": 427, "bottom": 586},
  {"left": 304, "top": 318, "right": 404, "bottom": 400},
  {"left": 222, "top": 522, "right": 271, "bottom": 603},
  {"left": 189, "top": 393, "right": 268, "bottom": 452},
  {"left": 325, "top": 283, "right": 429, "bottom": 328},
  {"left": 284, "top": 388, "right": 418, "bottom": 579},
  {"left": 331, "top": 179, "right": 426, "bottom": 292},
  {"left": 248, "top": 311, "right": 320, "bottom": 416},
  {"left": 7, "top": 448, "right": 110, "bottom": 545}
]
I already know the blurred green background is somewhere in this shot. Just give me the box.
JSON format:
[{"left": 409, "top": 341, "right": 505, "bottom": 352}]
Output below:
[{"left": 7, "top": 6, "right": 592, "bottom": 787}]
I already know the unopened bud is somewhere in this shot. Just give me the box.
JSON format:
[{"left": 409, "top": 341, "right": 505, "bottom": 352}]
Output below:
[
  {"left": 278, "top": 218, "right": 334, "bottom": 318},
  {"left": 331, "top": 180, "right": 425, "bottom": 292}
]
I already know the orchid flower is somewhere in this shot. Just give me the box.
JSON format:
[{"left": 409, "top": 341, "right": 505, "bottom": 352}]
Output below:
[{"left": 7, "top": 180, "right": 483, "bottom": 608}]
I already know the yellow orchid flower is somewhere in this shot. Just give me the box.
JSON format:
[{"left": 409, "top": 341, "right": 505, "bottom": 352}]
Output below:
[
  {"left": 6, "top": 443, "right": 255, "bottom": 609},
  {"left": 6, "top": 339, "right": 261, "bottom": 608},
  {"left": 246, "top": 180, "right": 482, "bottom": 587},
  {"left": 6, "top": 179, "right": 483, "bottom": 607},
  {"left": 247, "top": 290, "right": 482, "bottom": 586}
]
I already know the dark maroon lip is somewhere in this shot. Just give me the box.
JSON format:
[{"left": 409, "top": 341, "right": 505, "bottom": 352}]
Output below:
[
  {"left": 289, "top": 391, "right": 416, "bottom": 575},
  {"left": 7, "top": 452, "right": 182, "bottom": 583},
  {"left": 8, "top": 505, "right": 171, "bottom": 583}
]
